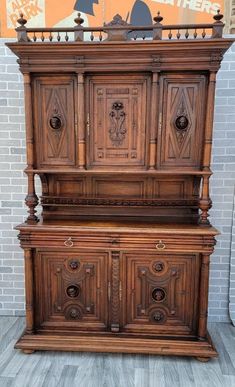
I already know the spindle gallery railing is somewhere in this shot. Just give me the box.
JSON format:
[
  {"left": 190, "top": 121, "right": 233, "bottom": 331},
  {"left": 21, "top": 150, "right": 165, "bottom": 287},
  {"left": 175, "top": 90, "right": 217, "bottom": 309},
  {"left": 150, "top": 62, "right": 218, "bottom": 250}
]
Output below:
[{"left": 16, "top": 11, "right": 224, "bottom": 43}]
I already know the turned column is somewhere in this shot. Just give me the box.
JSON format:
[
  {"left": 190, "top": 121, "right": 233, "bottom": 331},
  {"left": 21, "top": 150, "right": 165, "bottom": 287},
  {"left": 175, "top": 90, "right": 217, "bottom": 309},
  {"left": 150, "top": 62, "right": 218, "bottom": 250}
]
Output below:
[
  {"left": 198, "top": 253, "right": 210, "bottom": 340},
  {"left": 149, "top": 71, "right": 159, "bottom": 169},
  {"left": 24, "top": 248, "right": 34, "bottom": 334},
  {"left": 24, "top": 73, "right": 38, "bottom": 224},
  {"left": 77, "top": 73, "right": 86, "bottom": 169},
  {"left": 199, "top": 71, "right": 216, "bottom": 225}
]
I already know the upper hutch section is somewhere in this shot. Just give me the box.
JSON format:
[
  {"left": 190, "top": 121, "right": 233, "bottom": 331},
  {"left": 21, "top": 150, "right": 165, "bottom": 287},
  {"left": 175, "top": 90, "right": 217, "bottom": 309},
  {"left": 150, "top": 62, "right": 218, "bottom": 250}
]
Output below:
[
  {"left": 7, "top": 11, "right": 233, "bottom": 173},
  {"left": 6, "top": 11, "right": 234, "bottom": 224}
]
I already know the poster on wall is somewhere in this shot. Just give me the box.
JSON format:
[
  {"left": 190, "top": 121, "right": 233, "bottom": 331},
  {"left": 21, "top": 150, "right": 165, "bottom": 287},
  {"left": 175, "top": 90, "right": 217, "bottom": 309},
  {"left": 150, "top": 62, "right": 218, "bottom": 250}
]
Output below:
[{"left": 0, "top": 0, "right": 224, "bottom": 38}]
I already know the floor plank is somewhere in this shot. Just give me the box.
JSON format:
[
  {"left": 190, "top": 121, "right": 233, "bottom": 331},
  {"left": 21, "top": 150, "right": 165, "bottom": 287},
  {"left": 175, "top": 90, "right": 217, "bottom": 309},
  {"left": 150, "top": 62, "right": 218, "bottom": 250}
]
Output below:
[{"left": 0, "top": 318, "right": 235, "bottom": 387}]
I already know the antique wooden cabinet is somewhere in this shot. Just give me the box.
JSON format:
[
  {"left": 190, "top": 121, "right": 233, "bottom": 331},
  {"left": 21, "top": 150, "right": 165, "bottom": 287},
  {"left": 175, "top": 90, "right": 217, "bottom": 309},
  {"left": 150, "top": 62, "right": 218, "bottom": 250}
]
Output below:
[{"left": 7, "top": 11, "right": 234, "bottom": 360}]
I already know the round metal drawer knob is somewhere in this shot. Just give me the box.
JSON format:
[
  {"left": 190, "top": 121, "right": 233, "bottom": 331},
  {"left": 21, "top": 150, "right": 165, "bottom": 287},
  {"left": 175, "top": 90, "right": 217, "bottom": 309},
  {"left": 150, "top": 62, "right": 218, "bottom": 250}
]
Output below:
[
  {"left": 64, "top": 237, "right": 73, "bottom": 247},
  {"left": 156, "top": 240, "right": 166, "bottom": 250}
]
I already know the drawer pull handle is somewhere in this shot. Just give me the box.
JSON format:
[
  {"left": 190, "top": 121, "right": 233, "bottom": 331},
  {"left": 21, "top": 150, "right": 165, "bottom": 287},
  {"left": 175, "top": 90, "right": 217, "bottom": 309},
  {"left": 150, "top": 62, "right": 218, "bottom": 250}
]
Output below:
[
  {"left": 156, "top": 240, "right": 166, "bottom": 250},
  {"left": 64, "top": 237, "right": 73, "bottom": 247}
]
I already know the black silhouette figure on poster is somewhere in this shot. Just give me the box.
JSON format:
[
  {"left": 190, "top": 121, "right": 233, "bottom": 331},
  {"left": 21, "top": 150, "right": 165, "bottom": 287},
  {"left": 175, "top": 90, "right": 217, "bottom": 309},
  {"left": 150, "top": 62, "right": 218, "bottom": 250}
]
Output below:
[
  {"left": 74, "top": 0, "right": 153, "bottom": 38},
  {"left": 74, "top": 0, "right": 99, "bottom": 16}
]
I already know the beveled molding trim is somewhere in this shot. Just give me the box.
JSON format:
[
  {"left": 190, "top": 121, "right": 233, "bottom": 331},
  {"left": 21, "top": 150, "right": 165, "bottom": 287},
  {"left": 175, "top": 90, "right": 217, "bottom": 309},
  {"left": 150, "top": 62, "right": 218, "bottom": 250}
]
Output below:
[
  {"left": 15, "top": 330, "right": 217, "bottom": 359},
  {"left": 41, "top": 196, "right": 198, "bottom": 207}
]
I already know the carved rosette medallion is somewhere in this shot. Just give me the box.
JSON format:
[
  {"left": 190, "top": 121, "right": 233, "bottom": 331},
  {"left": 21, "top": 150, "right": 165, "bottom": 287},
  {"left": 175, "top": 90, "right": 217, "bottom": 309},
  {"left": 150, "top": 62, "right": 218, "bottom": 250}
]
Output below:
[
  {"left": 109, "top": 101, "right": 127, "bottom": 147},
  {"left": 66, "top": 284, "right": 80, "bottom": 298},
  {"left": 152, "top": 287, "right": 166, "bottom": 302},
  {"left": 68, "top": 259, "right": 80, "bottom": 271},
  {"left": 48, "top": 100, "right": 64, "bottom": 134},
  {"left": 174, "top": 100, "right": 189, "bottom": 145},
  {"left": 152, "top": 261, "right": 165, "bottom": 273},
  {"left": 64, "top": 305, "right": 82, "bottom": 320},
  {"left": 150, "top": 309, "right": 167, "bottom": 324}
]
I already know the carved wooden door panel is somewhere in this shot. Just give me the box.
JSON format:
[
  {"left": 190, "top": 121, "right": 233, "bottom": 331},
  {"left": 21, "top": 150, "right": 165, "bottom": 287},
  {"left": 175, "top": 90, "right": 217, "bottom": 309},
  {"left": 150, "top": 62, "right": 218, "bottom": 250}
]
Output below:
[
  {"left": 158, "top": 74, "right": 206, "bottom": 168},
  {"left": 122, "top": 253, "right": 199, "bottom": 336},
  {"left": 33, "top": 76, "right": 76, "bottom": 167},
  {"left": 34, "top": 250, "right": 108, "bottom": 331},
  {"left": 87, "top": 74, "right": 149, "bottom": 169}
]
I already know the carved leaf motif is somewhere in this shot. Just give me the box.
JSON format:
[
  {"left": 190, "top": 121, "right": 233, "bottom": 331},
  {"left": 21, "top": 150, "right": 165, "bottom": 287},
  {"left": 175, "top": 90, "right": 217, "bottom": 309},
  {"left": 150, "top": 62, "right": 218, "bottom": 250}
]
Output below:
[
  {"left": 111, "top": 251, "right": 120, "bottom": 332},
  {"left": 109, "top": 101, "right": 127, "bottom": 146}
]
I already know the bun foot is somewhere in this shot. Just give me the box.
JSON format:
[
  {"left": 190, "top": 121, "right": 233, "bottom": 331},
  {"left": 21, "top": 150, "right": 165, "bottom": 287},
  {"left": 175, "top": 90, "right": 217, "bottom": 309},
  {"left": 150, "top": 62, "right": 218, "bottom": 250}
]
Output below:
[
  {"left": 22, "top": 349, "right": 35, "bottom": 354},
  {"left": 196, "top": 356, "right": 210, "bottom": 362}
]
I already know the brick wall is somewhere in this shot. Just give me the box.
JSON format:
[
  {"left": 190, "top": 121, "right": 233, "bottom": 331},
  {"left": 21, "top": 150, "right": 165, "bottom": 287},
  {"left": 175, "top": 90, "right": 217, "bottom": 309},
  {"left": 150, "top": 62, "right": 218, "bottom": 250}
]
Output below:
[{"left": 0, "top": 38, "right": 235, "bottom": 323}]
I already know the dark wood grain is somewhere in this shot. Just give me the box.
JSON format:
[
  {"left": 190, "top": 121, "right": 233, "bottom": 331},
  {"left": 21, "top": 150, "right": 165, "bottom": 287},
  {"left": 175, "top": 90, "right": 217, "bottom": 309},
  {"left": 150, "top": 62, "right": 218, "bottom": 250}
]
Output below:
[{"left": 6, "top": 14, "right": 235, "bottom": 359}]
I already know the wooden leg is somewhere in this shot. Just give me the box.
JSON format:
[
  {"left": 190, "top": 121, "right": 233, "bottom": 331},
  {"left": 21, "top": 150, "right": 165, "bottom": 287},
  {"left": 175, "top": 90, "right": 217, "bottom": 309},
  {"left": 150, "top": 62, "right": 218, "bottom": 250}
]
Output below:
[
  {"left": 22, "top": 349, "right": 35, "bottom": 354},
  {"left": 196, "top": 356, "right": 210, "bottom": 362}
]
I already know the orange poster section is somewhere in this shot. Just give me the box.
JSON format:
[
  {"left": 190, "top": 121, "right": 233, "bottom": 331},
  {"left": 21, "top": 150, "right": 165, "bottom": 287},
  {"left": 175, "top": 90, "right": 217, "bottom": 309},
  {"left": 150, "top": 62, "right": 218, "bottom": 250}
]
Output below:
[{"left": 0, "top": 0, "right": 224, "bottom": 38}]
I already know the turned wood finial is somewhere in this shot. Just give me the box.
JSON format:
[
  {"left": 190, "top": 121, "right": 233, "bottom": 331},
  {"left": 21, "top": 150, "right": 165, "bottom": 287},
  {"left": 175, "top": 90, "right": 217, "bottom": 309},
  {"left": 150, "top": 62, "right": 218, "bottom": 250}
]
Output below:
[
  {"left": 17, "top": 13, "right": 27, "bottom": 27},
  {"left": 153, "top": 12, "right": 163, "bottom": 24},
  {"left": 213, "top": 9, "right": 223, "bottom": 23},
  {"left": 74, "top": 12, "right": 84, "bottom": 26}
]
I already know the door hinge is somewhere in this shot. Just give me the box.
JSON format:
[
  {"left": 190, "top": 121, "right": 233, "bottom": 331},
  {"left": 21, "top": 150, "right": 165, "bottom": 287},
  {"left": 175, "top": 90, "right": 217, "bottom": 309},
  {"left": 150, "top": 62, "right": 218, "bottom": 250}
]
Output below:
[
  {"left": 119, "top": 281, "right": 122, "bottom": 301},
  {"left": 86, "top": 113, "right": 90, "bottom": 137},
  {"left": 158, "top": 112, "right": 162, "bottom": 132},
  {"left": 108, "top": 281, "right": 111, "bottom": 302}
]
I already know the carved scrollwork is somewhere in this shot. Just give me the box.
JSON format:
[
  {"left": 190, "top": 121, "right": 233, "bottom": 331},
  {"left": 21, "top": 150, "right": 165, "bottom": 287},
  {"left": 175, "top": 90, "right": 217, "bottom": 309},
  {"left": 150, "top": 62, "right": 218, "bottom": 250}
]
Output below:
[
  {"left": 41, "top": 196, "right": 198, "bottom": 207},
  {"left": 104, "top": 14, "right": 131, "bottom": 41},
  {"left": 109, "top": 101, "right": 127, "bottom": 146}
]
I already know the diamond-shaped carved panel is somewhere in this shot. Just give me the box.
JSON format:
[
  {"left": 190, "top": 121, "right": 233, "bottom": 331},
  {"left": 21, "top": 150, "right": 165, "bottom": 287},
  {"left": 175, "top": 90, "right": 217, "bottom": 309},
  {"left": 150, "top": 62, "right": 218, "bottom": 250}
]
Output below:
[
  {"left": 160, "top": 75, "right": 206, "bottom": 168},
  {"left": 34, "top": 76, "right": 76, "bottom": 167}
]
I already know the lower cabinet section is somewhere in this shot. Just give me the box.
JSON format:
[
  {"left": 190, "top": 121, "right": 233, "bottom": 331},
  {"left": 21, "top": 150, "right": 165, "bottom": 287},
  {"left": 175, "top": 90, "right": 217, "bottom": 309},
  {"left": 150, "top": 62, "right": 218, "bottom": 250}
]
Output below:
[{"left": 34, "top": 249, "right": 199, "bottom": 338}]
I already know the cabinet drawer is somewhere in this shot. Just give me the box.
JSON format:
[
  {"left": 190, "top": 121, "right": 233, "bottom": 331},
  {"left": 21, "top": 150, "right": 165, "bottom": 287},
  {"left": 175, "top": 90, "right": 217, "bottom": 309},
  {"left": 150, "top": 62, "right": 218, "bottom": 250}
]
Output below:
[{"left": 22, "top": 232, "right": 214, "bottom": 254}]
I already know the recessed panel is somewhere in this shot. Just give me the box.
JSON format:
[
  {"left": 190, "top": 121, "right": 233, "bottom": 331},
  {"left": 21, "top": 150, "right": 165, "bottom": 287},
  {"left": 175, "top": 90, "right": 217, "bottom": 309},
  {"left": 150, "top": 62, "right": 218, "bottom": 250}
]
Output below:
[
  {"left": 159, "top": 74, "right": 206, "bottom": 168},
  {"left": 87, "top": 74, "right": 149, "bottom": 169},
  {"left": 93, "top": 178, "right": 145, "bottom": 198}
]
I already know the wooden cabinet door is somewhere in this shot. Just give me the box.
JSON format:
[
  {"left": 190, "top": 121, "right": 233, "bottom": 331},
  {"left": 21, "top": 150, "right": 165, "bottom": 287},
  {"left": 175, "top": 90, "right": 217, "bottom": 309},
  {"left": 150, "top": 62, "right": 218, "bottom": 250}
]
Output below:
[
  {"left": 159, "top": 74, "right": 206, "bottom": 169},
  {"left": 87, "top": 74, "right": 149, "bottom": 169},
  {"left": 35, "top": 250, "right": 108, "bottom": 332},
  {"left": 33, "top": 76, "right": 76, "bottom": 167},
  {"left": 122, "top": 253, "right": 199, "bottom": 336}
]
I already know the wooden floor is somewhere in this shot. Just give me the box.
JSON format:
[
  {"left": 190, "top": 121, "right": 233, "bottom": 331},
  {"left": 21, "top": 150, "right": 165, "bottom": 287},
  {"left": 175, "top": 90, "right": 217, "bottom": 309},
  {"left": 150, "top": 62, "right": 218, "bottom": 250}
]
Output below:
[{"left": 0, "top": 318, "right": 235, "bottom": 387}]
